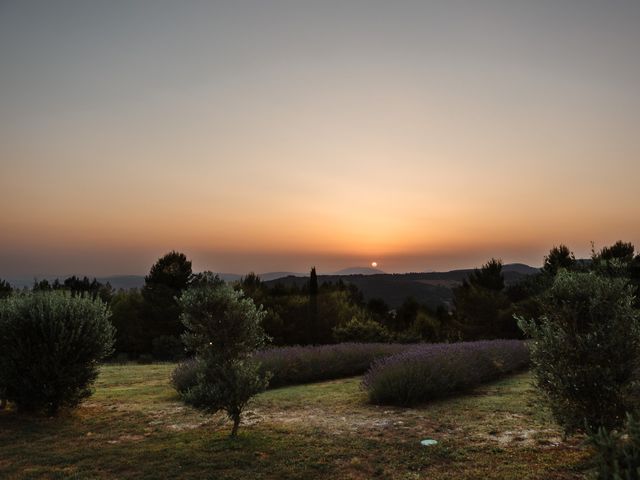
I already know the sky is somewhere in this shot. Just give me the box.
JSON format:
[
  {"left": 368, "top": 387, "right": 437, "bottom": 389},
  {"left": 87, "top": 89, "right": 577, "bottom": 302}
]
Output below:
[{"left": 1, "top": 0, "right": 639, "bottom": 277}]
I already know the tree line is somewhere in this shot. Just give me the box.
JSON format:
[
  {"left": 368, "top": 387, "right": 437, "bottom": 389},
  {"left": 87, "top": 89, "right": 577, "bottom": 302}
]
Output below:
[{"left": 1, "top": 240, "right": 638, "bottom": 361}]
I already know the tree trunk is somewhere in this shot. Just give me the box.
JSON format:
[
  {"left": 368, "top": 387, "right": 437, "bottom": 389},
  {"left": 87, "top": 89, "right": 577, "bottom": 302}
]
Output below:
[{"left": 230, "top": 414, "right": 240, "bottom": 437}]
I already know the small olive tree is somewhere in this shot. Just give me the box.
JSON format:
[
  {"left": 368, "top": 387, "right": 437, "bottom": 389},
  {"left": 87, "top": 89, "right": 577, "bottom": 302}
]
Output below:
[
  {"left": 518, "top": 271, "right": 640, "bottom": 433},
  {"left": 178, "top": 273, "right": 269, "bottom": 437},
  {"left": 590, "top": 413, "right": 640, "bottom": 480},
  {"left": 0, "top": 291, "right": 114, "bottom": 415}
]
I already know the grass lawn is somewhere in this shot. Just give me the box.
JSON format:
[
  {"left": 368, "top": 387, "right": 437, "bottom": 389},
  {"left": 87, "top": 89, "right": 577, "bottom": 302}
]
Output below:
[{"left": 0, "top": 364, "right": 591, "bottom": 479}]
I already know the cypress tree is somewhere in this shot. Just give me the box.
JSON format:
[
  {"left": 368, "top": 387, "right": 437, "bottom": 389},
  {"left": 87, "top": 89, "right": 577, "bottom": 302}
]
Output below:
[{"left": 309, "top": 267, "right": 318, "bottom": 343}]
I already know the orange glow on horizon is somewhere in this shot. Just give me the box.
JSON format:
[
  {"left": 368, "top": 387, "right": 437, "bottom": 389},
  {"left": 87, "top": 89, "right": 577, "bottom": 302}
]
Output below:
[{"left": 1, "top": 2, "right": 640, "bottom": 276}]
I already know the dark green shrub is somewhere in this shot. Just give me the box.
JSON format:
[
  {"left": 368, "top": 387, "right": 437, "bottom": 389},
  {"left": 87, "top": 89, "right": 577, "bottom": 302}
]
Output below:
[
  {"left": 332, "top": 316, "right": 392, "bottom": 343},
  {"left": 0, "top": 292, "right": 115, "bottom": 415},
  {"left": 409, "top": 311, "right": 442, "bottom": 341},
  {"left": 178, "top": 274, "right": 270, "bottom": 437},
  {"left": 518, "top": 271, "right": 640, "bottom": 433},
  {"left": 590, "top": 414, "right": 640, "bottom": 480}
]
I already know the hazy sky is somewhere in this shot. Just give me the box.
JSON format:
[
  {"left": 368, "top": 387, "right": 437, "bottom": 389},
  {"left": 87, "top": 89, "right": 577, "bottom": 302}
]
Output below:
[{"left": 1, "top": 1, "right": 639, "bottom": 277}]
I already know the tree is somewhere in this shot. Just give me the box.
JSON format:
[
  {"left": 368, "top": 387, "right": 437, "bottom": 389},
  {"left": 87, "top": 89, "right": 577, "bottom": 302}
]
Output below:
[
  {"left": 0, "top": 291, "right": 114, "bottom": 415},
  {"left": 599, "top": 240, "right": 635, "bottom": 263},
  {"left": 309, "top": 267, "right": 318, "bottom": 295},
  {"left": 590, "top": 414, "right": 640, "bottom": 480},
  {"left": 453, "top": 259, "right": 515, "bottom": 339},
  {"left": 178, "top": 273, "right": 269, "bottom": 437},
  {"left": 315, "top": 289, "right": 362, "bottom": 343},
  {"left": 142, "top": 251, "right": 193, "bottom": 345},
  {"left": 308, "top": 267, "right": 319, "bottom": 343},
  {"left": 0, "top": 279, "right": 11, "bottom": 299},
  {"left": 32, "top": 278, "right": 51, "bottom": 291},
  {"left": 410, "top": 310, "right": 443, "bottom": 342},
  {"left": 467, "top": 258, "right": 505, "bottom": 291},
  {"left": 237, "top": 274, "right": 374, "bottom": 346},
  {"left": 239, "top": 272, "right": 263, "bottom": 298},
  {"left": 392, "top": 296, "right": 420, "bottom": 332},
  {"left": 506, "top": 272, "right": 550, "bottom": 322},
  {"left": 62, "top": 276, "right": 114, "bottom": 303},
  {"left": 518, "top": 271, "right": 640, "bottom": 433},
  {"left": 543, "top": 244, "right": 576, "bottom": 276},
  {"left": 109, "top": 289, "right": 147, "bottom": 356},
  {"left": 592, "top": 241, "right": 637, "bottom": 281},
  {"left": 367, "top": 297, "right": 391, "bottom": 324}
]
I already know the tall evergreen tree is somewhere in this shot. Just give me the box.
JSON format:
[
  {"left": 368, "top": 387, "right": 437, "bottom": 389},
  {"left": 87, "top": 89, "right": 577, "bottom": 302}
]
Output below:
[
  {"left": 543, "top": 245, "right": 576, "bottom": 276},
  {"left": 599, "top": 240, "right": 635, "bottom": 263},
  {"left": 466, "top": 258, "right": 505, "bottom": 291},
  {"left": 142, "top": 251, "right": 193, "bottom": 347},
  {"left": 0, "top": 279, "right": 11, "bottom": 299},
  {"left": 309, "top": 267, "right": 318, "bottom": 295},
  {"left": 308, "top": 267, "right": 319, "bottom": 343},
  {"left": 453, "top": 258, "right": 515, "bottom": 339}
]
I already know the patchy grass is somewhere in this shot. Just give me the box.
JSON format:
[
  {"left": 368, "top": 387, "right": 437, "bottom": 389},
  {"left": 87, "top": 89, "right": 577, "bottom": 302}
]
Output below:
[{"left": 0, "top": 364, "right": 591, "bottom": 479}]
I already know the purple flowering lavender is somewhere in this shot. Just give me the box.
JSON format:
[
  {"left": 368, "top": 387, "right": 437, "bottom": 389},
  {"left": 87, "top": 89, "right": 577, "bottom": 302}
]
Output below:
[
  {"left": 255, "top": 343, "right": 409, "bottom": 388},
  {"left": 173, "top": 343, "right": 412, "bottom": 393},
  {"left": 362, "top": 340, "right": 529, "bottom": 406}
]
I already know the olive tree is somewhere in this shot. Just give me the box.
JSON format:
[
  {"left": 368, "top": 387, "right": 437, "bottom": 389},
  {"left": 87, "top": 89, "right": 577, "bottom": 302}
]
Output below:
[
  {"left": 518, "top": 271, "right": 640, "bottom": 433},
  {"left": 178, "top": 273, "right": 269, "bottom": 437},
  {"left": 0, "top": 291, "right": 114, "bottom": 415}
]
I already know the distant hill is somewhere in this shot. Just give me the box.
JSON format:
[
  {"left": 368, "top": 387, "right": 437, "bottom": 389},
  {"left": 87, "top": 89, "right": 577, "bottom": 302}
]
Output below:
[
  {"left": 97, "top": 275, "right": 145, "bottom": 289},
  {"left": 5, "top": 271, "right": 300, "bottom": 290},
  {"left": 502, "top": 263, "right": 541, "bottom": 275},
  {"left": 258, "top": 272, "right": 305, "bottom": 281},
  {"left": 333, "top": 266, "right": 385, "bottom": 275},
  {"left": 96, "top": 273, "right": 285, "bottom": 288},
  {"left": 5, "top": 263, "right": 541, "bottom": 306},
  {"left": 264, "top": 263, "right": 541, "bottom": 309}
]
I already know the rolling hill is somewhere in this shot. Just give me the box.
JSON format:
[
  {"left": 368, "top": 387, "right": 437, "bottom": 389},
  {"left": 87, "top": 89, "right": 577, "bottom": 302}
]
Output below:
[
  {"left": 5, "top": 263, "right": 540, "bottom": 308},
  {"left": 264, "top": 263, "right": 540, "bottom": 309}
]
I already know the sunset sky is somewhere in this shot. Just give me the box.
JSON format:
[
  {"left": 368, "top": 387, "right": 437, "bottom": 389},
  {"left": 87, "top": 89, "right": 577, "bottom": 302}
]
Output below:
[{"left": 1, "top": 1, "right": 639, "bottom": 277}]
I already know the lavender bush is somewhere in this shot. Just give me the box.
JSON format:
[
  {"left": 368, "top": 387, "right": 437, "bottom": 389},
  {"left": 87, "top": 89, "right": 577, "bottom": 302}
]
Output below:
[
  {"left": 256, "top": 343, "right": 408, "bottom": 388},
  {"left": 172, "top": 343, "right": 409, "bottom": 393},
  {"left": 363, "top": 340, "right": 529, "bottom": 406}
]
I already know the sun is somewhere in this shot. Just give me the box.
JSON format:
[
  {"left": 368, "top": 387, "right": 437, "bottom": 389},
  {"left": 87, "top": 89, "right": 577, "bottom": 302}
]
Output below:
[{"left": 371, "top": 261, "right": 378, "bottom": 268}]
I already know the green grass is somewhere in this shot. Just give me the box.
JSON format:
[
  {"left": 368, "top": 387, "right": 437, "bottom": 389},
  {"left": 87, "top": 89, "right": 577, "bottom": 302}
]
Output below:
[{"left": 0, "top": 364, "right": 591, "bottom": 479}]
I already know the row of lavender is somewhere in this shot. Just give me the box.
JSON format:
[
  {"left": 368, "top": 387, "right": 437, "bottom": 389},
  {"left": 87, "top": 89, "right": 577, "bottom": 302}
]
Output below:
[
  {"left": 173, "top": 340, "right": 529, "bottom": 399},
  {"left": 172, "top": 342, "right": 409, "bottom": 393},
  {"left": 363, "top": 340, "right": 530, "bottom": 406},
  {"left": 255, "top": 343, "right": 408, "bottom": 387}
]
